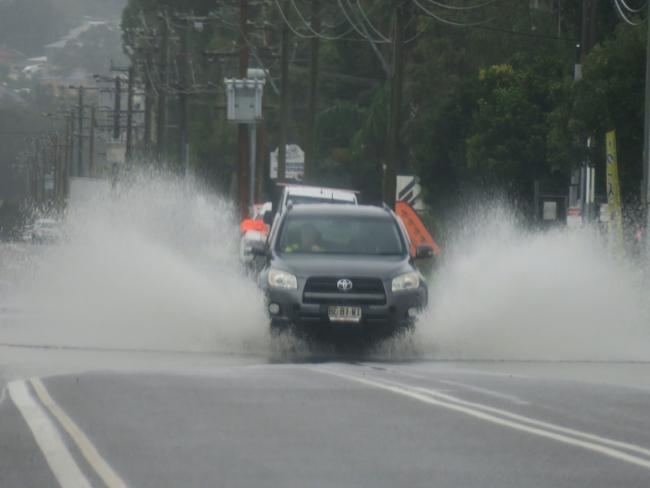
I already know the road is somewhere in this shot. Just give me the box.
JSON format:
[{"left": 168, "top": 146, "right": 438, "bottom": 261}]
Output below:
[{"left": 0, "top": 342, "right": 649, "bottom": 487}]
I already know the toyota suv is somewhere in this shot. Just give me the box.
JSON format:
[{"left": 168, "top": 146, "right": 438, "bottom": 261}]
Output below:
[{"left": 252, "top": 204, "right": 432, "bottom": 339}]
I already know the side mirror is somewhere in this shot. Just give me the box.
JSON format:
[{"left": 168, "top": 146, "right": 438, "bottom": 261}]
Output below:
[
  {"left": 415, "top": 244, "right": 434, "bottom": 260},
  {"left": 247, "top": 239, "right": 268, "bottom": 257},
  {"left": 263, "top": 210, "right": 274, "bottom": 226}
]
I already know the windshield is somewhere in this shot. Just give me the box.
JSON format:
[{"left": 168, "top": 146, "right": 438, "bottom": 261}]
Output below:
[{"left": 277, "top": 215, "right": 405, "bottom": 255}]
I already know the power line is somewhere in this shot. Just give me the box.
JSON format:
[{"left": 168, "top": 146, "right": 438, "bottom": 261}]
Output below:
[
  {"left": 420, "top": 0, "right": 499, "bottom": 11},
  {"left": 336, "top": 0, "right": 391, "bottom": 43},
  {"left": 413, "top": 0, "right": 495, "bottom": 27},
  {"left": 613, "top": 0, "right": 644, "bottom": 25},
  {"left": 348, "top": 0, "right": 392, "bottom": 42},
  {"left": 618, "top": 0, "right": 647, "bottom": 14}
]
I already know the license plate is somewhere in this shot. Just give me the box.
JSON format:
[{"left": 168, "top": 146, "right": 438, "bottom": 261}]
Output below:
[{"left": 328, "top": 306, "right": 362, "bottom": 323}]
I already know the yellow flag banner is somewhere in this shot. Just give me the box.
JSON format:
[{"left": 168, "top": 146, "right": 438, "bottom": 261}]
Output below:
[{"left": 605, "top": 130, "right": 624, "bottom": 246}]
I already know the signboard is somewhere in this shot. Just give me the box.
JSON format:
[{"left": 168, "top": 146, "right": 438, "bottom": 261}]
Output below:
[
  {"left": 270, "top": 145, "right": 304, "bottom": 180},
  {"left": 567, "top": 206, "right": 582, "bottom": 228},
  {"left": 542, "top": 201, "right": 557, "bottom": 221},
  {"left": 395, "top": 201, "right": 441, "bottom": 257},
  {"left": 397, "top": 175, "right": 423, "bottom": 210},
  {"left": 224, "top": 78, "right": 265, "bottom": 123},
  {"left": 605, "top": 130, "right": 623, "bottom": 246},
  {"left": 106, "top": 141, "right": 126, "bottom": 164},
  {"left": 599, "top": 203, "right": 609, "bottom": 223}
]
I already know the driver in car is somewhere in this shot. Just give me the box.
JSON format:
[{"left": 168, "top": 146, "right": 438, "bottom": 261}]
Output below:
[{"left": 284, "top": 223, "right": 325, "bottom": 253}]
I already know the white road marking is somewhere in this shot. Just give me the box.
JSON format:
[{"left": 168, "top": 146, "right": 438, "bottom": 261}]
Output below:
[
  {"left": 374, "top": 366, "right": 529, "bottom": 405},
  {"left": 436, "top": 379, "right": 530, "bottom": 405},
  {"left": 8, "top": 380, "right": 92, "bottom": 488},
  {"left": 30, "top": 377, "right": 129, "bottom": 488},
  {"left": 410, "top": 384, "right": 650, "bottom": 458},
  {"left": 315, "top": 368, "right": 650, "bottom": 470}
]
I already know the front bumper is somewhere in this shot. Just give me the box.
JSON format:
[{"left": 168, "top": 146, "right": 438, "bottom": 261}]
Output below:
[{"left": 266, "top": 284, "right": 427, "bottom": 331}]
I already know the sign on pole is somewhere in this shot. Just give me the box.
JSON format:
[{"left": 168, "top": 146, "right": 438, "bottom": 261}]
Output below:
[
  {"left": 396, "top": 175, "right": 423, "bottom": 210},
  {"left": 567, "top": 206, "right": 582, "bottom": 228},
  {"left": 605, "top": 130, "right": 624, "bottom": 247},
  {"left": 270, "top": 145, "right": 304, "bottom": 180}
]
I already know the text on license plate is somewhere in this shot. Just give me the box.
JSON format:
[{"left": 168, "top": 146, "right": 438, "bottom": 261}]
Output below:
[{"left": 328, "top": 306, "right": 362, "bottom": 323}]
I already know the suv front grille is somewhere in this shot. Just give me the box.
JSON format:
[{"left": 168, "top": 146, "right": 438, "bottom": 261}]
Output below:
[{"left": 303, "top": 277, "right": 386, "bottom": 305}]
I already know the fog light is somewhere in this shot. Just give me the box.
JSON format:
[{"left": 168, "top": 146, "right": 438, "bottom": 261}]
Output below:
[
  {"left": 407, "top": 307, "right": 418, "bottom": 318},
  {"left": 269, "top": 303, "right": 280, "bottom": 315}
]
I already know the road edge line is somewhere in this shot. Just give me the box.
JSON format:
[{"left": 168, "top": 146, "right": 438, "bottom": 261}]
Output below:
[
  {"left": 7, "top": 379, "right": 92, "bottom": 488},
  {"left": 314, "top": 367, "right": 650, "bottom": 471}
]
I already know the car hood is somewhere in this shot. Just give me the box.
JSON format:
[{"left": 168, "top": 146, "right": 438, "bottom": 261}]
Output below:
[{"left": 274, "top": 254, "right": 412, "bottom": 280}]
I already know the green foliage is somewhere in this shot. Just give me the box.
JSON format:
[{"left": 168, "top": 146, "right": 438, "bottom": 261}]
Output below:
[
  {"left": 574, "top": 22, "right": 647, "bottom": 204},
  {"left": 118, "top": 0, "right": 646, "bottom": 219}
]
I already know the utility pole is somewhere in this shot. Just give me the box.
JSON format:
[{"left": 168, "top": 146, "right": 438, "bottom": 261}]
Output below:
[
  {"left": 178, "top": 21, "right": 190, "bottom": 175},
  {"left": 580, "top": 0, "right": 598, "bottom": 63},
  {"left": 384, "top": 1, "right": 405, "bottom": 209},
  {"left": 77, "top": 86, "right": 84, "bottom": 177},
  {"left": 304, "top": 0, "right": 320, "bottom": 182},
  {"left": 579, "top": 0, "right": 598, "bottom": 223},
  {"left": 64, "top": 110, "right": 73, "bottom": 198},
  {"left": 126, "top": 66, "right": 135, "bottom": 163},
  {"left": 89, "top": 105, "right": 95, "bottom": 177},
  {"left": 238, "top": 0, "right": 250, "bottom": 217},
  {"left": 53, "top": 132, "right": 61, "bottom": 203},
  {"left": 113, "top": 75, "right": 121, "bottom": 139},
  {"left": 157, "top": 14, "right": 169, "bottom": 160},
  {"left": 143, "top": 66, "right": 153, "bottom": 158},
  {"left": 643, "top": 4, "right": 650, "bottom": 250},
  {"left": 278, "top": 0, "right": 290, "bottom": 181}
]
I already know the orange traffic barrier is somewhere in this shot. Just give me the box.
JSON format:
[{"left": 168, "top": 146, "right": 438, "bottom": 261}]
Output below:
[
  {"left": 395, "top": 201, "right": 441, "bottom": 257},
  {"left": 240, "top": 219, "right": 268, "bottom": 234}
]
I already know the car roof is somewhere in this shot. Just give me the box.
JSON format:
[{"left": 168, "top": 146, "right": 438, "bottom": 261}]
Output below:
[
  {"left": 285, "top": 204, "right": 392, "bottom": 218},
  {"left": 283, "top": 185, "right": 357, "bottom": 202}
]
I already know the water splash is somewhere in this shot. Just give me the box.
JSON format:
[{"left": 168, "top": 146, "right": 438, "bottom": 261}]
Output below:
[
  {"left": 3, "top": 171, "right": 268, "bottom": 353},
  {"left": 413, "top": 204, "right": 650, "bottom": 361}
]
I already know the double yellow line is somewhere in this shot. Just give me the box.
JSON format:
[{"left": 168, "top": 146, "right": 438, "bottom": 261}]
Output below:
[{"left": 9, "top": 378, "right": 128, "bottom": 488}]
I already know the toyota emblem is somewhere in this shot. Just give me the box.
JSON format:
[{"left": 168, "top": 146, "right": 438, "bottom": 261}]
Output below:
[{"left": 337, "top": 279, "right": 353, "bottom": 292}]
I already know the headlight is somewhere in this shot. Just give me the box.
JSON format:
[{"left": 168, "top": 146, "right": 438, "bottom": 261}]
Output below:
[
  {"left": 267, "top": 269, "right": 298, "bottom": 290},
  {"left": 392, "top": 272, "right": 420, "bottom": 292}
]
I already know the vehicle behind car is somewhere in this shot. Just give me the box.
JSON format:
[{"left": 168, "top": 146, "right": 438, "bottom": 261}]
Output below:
[
  {"left": 279, "top": 184, "right": 358, "bottom": 209},
  {"left": 256, "top": 204, "right": 432, "bottom": 341}
]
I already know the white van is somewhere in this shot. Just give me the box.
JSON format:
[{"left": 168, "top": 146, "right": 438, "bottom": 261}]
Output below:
[{"left": 279, "top": 184, "right": 358, "bottom": 211}]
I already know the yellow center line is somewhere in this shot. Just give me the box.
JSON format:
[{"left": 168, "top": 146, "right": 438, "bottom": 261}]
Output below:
[{"left": 30, "top": 377, "right": 129, "bottom": 488}]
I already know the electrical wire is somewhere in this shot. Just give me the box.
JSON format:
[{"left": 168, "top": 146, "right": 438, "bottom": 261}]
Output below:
[
  {"left": 618, "top": 0, "right": 647, "bottom": 13},
  {"left": 282, "top": 0, "right": 365, "bottom": 41},
  {"left": 413, "top": 0, "right": 495, "bottom": 27},
  {"left": 349, "top": 0, "right": 392, "bottom": 42},
  {"left": 613, "top": 0, "right": 643, "bottom": 25},
  {"left": 420, "top": 0, "right": 499, "bottom": 11},
  {"left": 336, "top": 0, "right": 391, "bottom": 43}
]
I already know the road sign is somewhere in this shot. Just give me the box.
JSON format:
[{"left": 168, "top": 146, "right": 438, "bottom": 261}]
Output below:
[
  {"left": 567, "top": 206, "right": 582, "bottom": 228},
  {"left": 397, "top": 175, "right": 423, "bottom": 210},
  {"left": 270, "top": 145, "right": 304, "bottom": 180},
  {"left": 224, "top": 78, "right": 265, "bottom": 124},
  {"left": 605, "top": 130, "right": 623, "bottom": 247}
]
